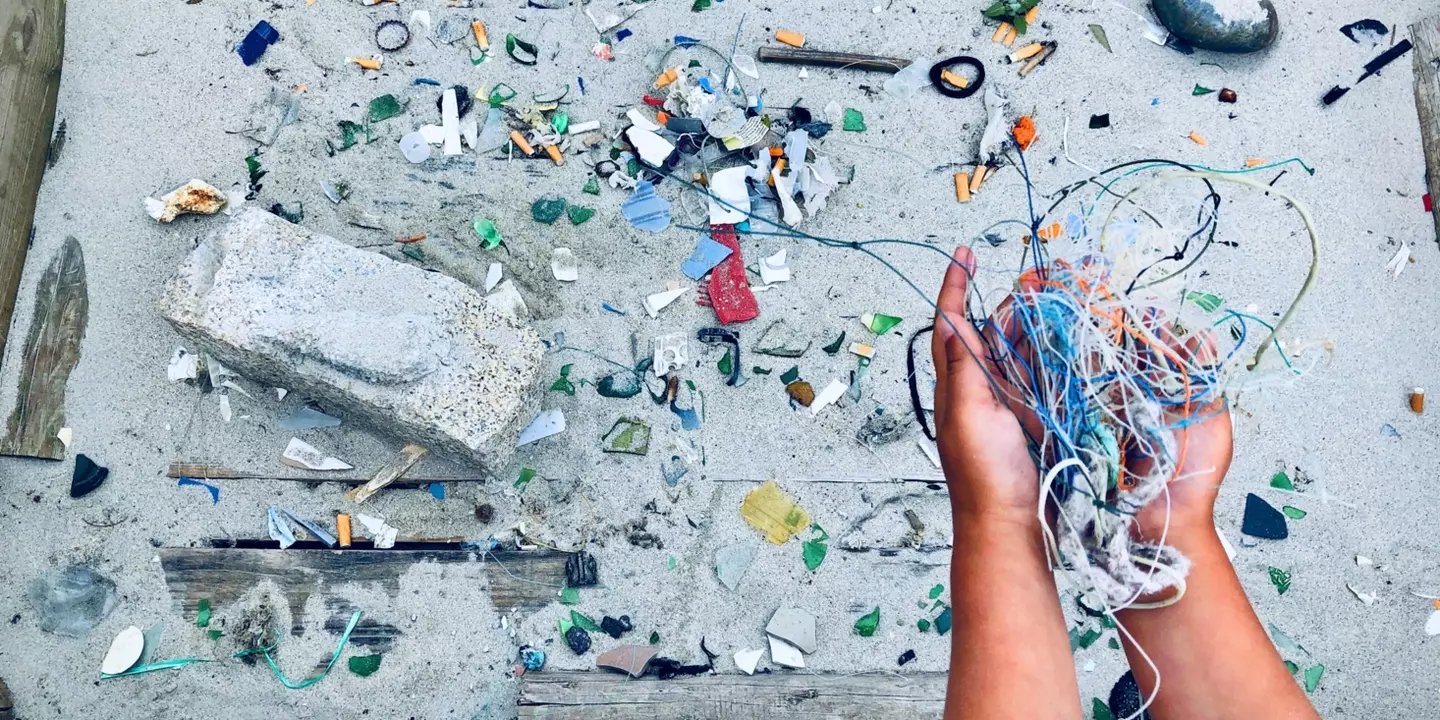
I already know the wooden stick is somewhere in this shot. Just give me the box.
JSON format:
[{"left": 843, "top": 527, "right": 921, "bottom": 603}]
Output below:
[
  {"left": 755, "top": 46, "right": 910, "bottom": 73},
  {"left": 346, "top": 443, "right": 428, "bottom": 503},
  {"left": 1413, "top": 16, "right": 1440, "bottom": 250}
]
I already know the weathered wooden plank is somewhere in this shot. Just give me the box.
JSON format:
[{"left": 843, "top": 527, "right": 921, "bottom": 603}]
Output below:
[
  {"left": 517, "top": 671, "right": 948, "bottom": 719},
  {"left": 1414, "top": 16, "right": 1440, "bottom": 249},
  {"left": 166, "top": 462, "right": 486, "bottom": 485},
  {"left": 158, "top": 549, "right": 570, "bottom": 638},
  {"left": 0, "top": 0, "right": 65, "bottom": 365},
  {"left": 2, "top": 236, "right": 87, "bottom": 459}
]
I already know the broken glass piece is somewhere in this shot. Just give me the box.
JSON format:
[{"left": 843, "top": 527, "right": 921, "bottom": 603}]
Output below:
[
  {"left": 281, "top": 438, "right": 352, "bottom": 471},
  {"left": 473, "top": 217, "right": 502, "bottom": 249},
  {"left": 28, "top": 566, "right": 118, "bottom": 637},
  {"left": 280, "top": 406, "right": 341, "bottom": 430},
  {"left": 861, "top": 312, "right": 903, "bottom": 334},
  {"left": 348, "top": 654, "right": 383, "bottom": 677},
  {"left": 822, "top": 332, "right": 846, "bottom": 355},
  {"left": 622, "top": 181, "right": 671, "bottom": 232},
  {"left": 1282, "top": 505, "right": 1307, "bottom": 520},
  {"left": 917, "top": 619, "right": 931, "bottom": 632},
  {"left": 681, "top": 235, "right": 735, "bottom": 280},
  {"left": 715, "top": 542, "right": 757, "bottom": 591},
  {"left": 567, "top": 206, "right": 595, "bottom": 225},
  {"left": 1193, "top": 84, "right": 1216, "bottom": 96},
  {"left": 549, "top": 364, "right": 577, "bottom": 395},
  {"left": 559, "top": 587, "right": 580, "bottom": 605},
  {"left": 603, "top": 417, "right": 651, "bottom": 455},
  {"left": 518, "top": 410, "right": 566, "bottom": 446},
  {"left": 802, "top": 524, "right": 828, "bottom": 570},
  {"left": 1089, "top": 24, "right": 1111, "bottom": 51},
  {"left": 532, "top": 197, "right": 567, "bottom": 224},
  {"left": 1241, "top": 493, "right": 1288, "bottom": 539},
  {"left": 929, "top": 584, "right": 945, "bottom": 600},
  {"left": 1284, "top": 660, "right": 1300, "bottom": 674},
  {"left": 755, "top": 320, "right": 810, "bottom": 357},
  {"left": 935, "top": 606, "right": 953, "bottom": 635},
  {"left": 1269, "top": 567, "right": 1292, "bottom": 595},
  {"left": 854, "top": 607, "right": 880, "bottom": 637},
  {"left": 741, "top": 481, "right": 811, "bottom": 544},
  {"left": 767, "top": 608, "right": 817, "bottom": 653},
  {"left": 1303, "top": 664, "right": 1324, "bottom": 693},
  {"left": 551, "top": 248, "right": 580, "bottom": 282},
  {"left": 368, "top": 94, "right": 404, "bottom": 123},
  {"left": 780, "top": 366, "right": 800, "bottom": 384},
  {"left": 267, "top": 506, "right": 296, "bottom": 548},
  {"left": 71, "top": 454, "right": 109, "bottom": 498},
  {"left": 598, "top": 369, "right": 643, "bottom": 398},
  {"left": 1270, "top": 471, "right": 1295, "bottom": 490},
  {"left": 485, "top": 263, "right": 503, "bottom": 292},
  {"left": 195, "top": 598, "right": 212, "bottom": 628},
  {"left": 505, "top": 33, "right": 539, "bottom": 65},
  {"left": 583, "top": 176, "right": 601, "bottom": 195},
  {"left": 843, "top": 108, "right": 867, "bottom": 132},
  {"left": 883, "top": 56, "right": 932, "bottom": 99},
  {"left": 717, "top": 350, "right": 732, "bottom": 375}
]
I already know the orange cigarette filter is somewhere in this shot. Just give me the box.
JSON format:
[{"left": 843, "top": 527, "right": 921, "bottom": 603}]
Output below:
[
  {"left": 776, "top": 29, "right": 806, "bottom": 48},
  {"left": 1188, "top": 131, "right": 1208, "bottom": 146},
  {"left": 768, "top": 159, "right": 787, "bottom": 187},
  {"left": 1411, "top": 388, "right": 1426, "bottom": 414},
  {"left": 991, "top": 22, "right": 1011, "bottom": 42},
  {"left": 544, "top": 144, "right": 564, "bottom": 166},
  {"left": 954, "top": 172, "right": 971, "bottom": 203},
  {"left": 348, "top": 56, "right": 382, "bottom": 70},
  {"left": 337, "top": 514, "right": 352, "bottom": 548},
  {"left": 1024, "top": 5, "right": 1040, "bottom": 24},
  {"left": 1245, "top": 158, "right": 1266, "bottom": 168},
  {"left": 940, "top": 69, "right": 969, "bottom": 88},
  {"left": 472, "top": 21, "right": 489, "bottom": 49},
  {"left": 1003, "top": 26, "right": 1019, "bottom": 46},
  {"left": 1009, "top": 42, "right": 1044, "bottom": 62},
  {"left": 509, "top": 131, "right": 535, "bottom": 155},
  {"left": 969, "top": 165, "right": 989, "bottom": 193}
]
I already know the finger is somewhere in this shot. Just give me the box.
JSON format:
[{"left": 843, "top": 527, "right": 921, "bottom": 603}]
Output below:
[{"left": 934, "top": 247, "right": 996, "bottom": 398}]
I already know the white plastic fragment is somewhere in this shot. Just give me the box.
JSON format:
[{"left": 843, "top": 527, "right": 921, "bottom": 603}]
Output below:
[
  {"left": 167, "top": 347, "right": 200, "bottom": 382},
  {"left": 409, "top": 10, "right": 431, "bottom": 36},
  {"left": 442, "top": 89, "right": 463, "bottom": 156},
  {"left": 485, "top": 263, "right": 503, "bottom": 292},
  {"left": 734, "top": 648, "right": 763, "bottom": 675},
  {"left": 551, "top": 248, "right": 579, "bottom": 282},
  {"left": 400, "top": 132, "right": 431, "bottom": 163},
  {"left": 760, "top": 249, "right": 790, "bottom": 285},
  {"left": 626, "top": 108, "right": 661, "bottom": 132},
  {"left": 275, "top": 388, "right": 289, "bottom": 401},
  {"left": 567, "top": 120, "right": 602, "bottom": 135},
  {"left": 517, "top": 409, "right": 566, "bottom": 447},
  {"left": 643, "top": 287, "right": 689, "bottom": 318},
  {"left": 101, "top": 626, "right": 145, "bottom": 675},
  {"left": 917, "top": 437, "right": 942, "bottom": 468},
  {"left": 626, "top": 127, "right": 675, "bottom": 166},
  {"left": 218, "top": 393, "right": 233, "bottom": 423},
  {"left": 798, "top": 68, "right": 809, "bottom": 79},
  {"left": 883, "top": 56, "right": 932, "bottom": 99},
  {"left": 1143, "top": 19, "right": 1171, "bottom": 46},
  {"left": 1426, "top": 610, "right": 1440, "bottom": 636},
  {"left": 461, "top": 116, "right": 479, "bottom": 149},
  {"left": 419, "top": 124, "right": 446, "bottom": 145},
  {"left": 731, "top": 53, "right": 760, "bottom": 79},
  {"left": 1346, "top": 584, "right": 1377, "bottom": 606},
  {"left": 280, "top": 437, "right": 353, "bottom": 471},
  {"left": 810, "top": 380, "right": 848, "bottom": 417},
  {"left": 824, "top": 101, "right": 843, "bottom": 122},
  {"left": 708, "top": 166, "right": 751, "bottom": 224},
  {"left": 57, "top": 427, "right": 72, "bottom": 449},
  {"left": 1356, "top": 555, "right": 1374, "bottom": 568},
  {"left": 653, "top": 333, "right": 688, "bottom": 375},
  {"left": 768, "top": 636, "right": 806, "bottom": 668},
  {"left": 772, "top": 167, "right": 804, "bottom": 226},
  {"left": 357, "top": 514, "right": 399, "bottom": 549},
  {"left": 1386, "top": 243, "right": 1410, "bottom": 278}
]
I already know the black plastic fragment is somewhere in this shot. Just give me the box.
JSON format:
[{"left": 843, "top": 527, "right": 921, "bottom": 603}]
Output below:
[
  {"left": 1109, "top": 671, "right": 1150, "bottom": 720},
  {"left": 1339, "top": 19, "right": 1388, "bottom": 44},
  {"left": 601, "top": 615, "right": 634, "bottom": 639},
  {"left": 71, "top": 454, "right": 108, "bottom": 498},
  {"left": 697, "top": 328, "right": 742, "bottom": 386},
  {"left": 565, "top": 551, "right": 598, "bottom": 587},
  {"left": 897, "top": 649, "right": 916, "bottom": 666},
  {"left": 564, "top": 625, "right": 592, "bottom": 654},
  {"left": 1321, "top": 86, "right": 1350, "bottom": 105},
  {"left": 1089, "top": 113, "right": 1111, "bottom": 129},
  {"left": 1240, "top": 492, "right": 1288, "bottom": 540},
  {"left": 1358, "top": 38, "right": 1413, "bottom": 82}
]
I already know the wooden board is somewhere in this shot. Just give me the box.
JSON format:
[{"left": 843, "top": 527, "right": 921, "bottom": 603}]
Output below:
[
  {"left": 158, "top": 548, "right": 571, "bottom": 638},
  {"left": 1414, "top": 16, "right": 1440, "bottom": 249},
  {"left": 2, "top": 236, "right": 87, "bottom": 459},
  {"left": 166, "top": 462, "right": 486, "bottom": 485},
  {"left": 518, "top": 671, "right": 948, "bottom": 719},
  {"left": 0, "top": 1, "right": 66, "bottom": 367}
]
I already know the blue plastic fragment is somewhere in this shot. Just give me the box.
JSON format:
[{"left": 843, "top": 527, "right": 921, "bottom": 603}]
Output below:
[
  {"left": 428, "top": 483, "right": 445, "bottom": 500},
  {"left": 520, "top": 647, "right": 546, "bottom": 671},
  {"left": 602, "top": 303, "right": 626, "bottom": 315},
  {"left": 797, "top": 122, "right": 831, "bottom": 137},
  {"left": 177, "top": 477, "right": 220, "bottom": 504},
  {"left": 680, "top": 235, "right": 733, "bottom": 280},
  {"left": 697, "top": 77, "right": 715, "bottom": 94},
  {"left": 675, "top": 35, "right": 701, "bottom": 47},
  {"left": 414, "top": 77, "right": 442, "bottom": 86},
  {"left": 578, "top": 77, "right": 586, "bottom": 95},
  {"left": 616, "top": 28, "right": 633, "bottom": 42},
  {"left": 660, "top": 459, "right": 688, "bottom": 487},
  {"left": 673, "top": 405, "right": 701, "bottom": 430},
  {"left": 621, "top": 181, "right": 671, "bottom": 232},
  {"left": 237, "top": 20, "right": 279, "bottom": 66}
]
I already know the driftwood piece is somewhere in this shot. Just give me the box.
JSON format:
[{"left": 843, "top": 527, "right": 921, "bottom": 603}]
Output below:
[
  {"left": 158, "top": 548, "right": 570, "bottom": 639},
  {"left": 166, "top": 462, "right": 485, "bottom": 485},
  {"left": 517, "top": 671, "right": 948, "bottom": 719},
  {"left": 755, "top": 46, "right": 910, "bottom": 73},
  {"left": 2, "top": 237, "right": 87, "bottom": 459},
  {"left": 0, "top": 0, "right": 66, "bottom": 366},
  {"left": 1413, "top": 16, "right": 1440, "bottom": 249},
  {"left": 347, "top": 442, "right": 427, "bottom": 503}
]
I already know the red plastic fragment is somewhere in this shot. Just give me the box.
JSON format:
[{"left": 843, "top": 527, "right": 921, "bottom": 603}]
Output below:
[
  {"left": 642, "top": 95, "right": 666, "bottom": 107},
  {"left": 706, "top": 225, "right": 758, "bottom": 325},
  {"left": 1426, "top": 193, "right": 1433, "bottom": 213}
]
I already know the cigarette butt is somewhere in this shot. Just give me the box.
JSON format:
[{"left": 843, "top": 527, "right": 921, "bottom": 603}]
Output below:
[
  {"left": 1187, "top": 131, "right": 1208, "bottom": 146},
  {"left": 693, "top": 172, "right": 708, "bottom": 186},
  {"left": 776, "top": 29, "right": 806, "bottom": 48},
  {"left": 769, "top": 158, "right": 786, "bottom": 187},
  {"left": 472, "top": 20, "right": 489, "bottom": 49},
  {"left": 337, "top": 514, "right": 352, "bottom": 548},
  {"left": 655, "top": 68, "right": 679, "bottom": 88},
  {"left": 939, "top": 69, "right": 969, "bottom": 88},
  {"left": 969, "top": 165, "right": 989, "bottom": 193},
  {"left": 348, "top": 56, "right": 383, "bottom": 70},
  {"left": 1019, "top": 43, "right": 1056, "bottom": 76},
  {"left": 544, "top": 144, "right": 563, "bottom": 165},
  {"left": 1008, "top": 42, "right": 1044, "bottom": 63},
  {"left": 1411, "top": 388, "right": 1426, "bottom": 414},
  {"left": 849, "top": 342, "right": 876, "bottom": 359},
  {"left": 769, "top": 146, "right": 785, "bottom": 157},
  {"left": 954, "top": 172, "right": 971, "bottom": 203},
  {"left": 1245, "top": 158, "right": 1266, "bottom": 168},
  {"left": 1003, "top": 26, "right": 1018, "bottom": 46},
  {"left": 1024, "top": 5, "right": 1040, "bottom": 24},
  {"left": 509, "top": 131, "right": 535, "bottom": 155},
  {"left": 992, "top": 22, "right": 1011, "bottom": 43},
  {"left": 656, "top": 111, "right": 671, "bottom": 126}
]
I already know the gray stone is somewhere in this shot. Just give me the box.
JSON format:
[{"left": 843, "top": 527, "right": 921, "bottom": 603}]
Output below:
[
  {"left": 1152, "top": 0, "right": 1278, "bottom": 54},
  {"left": 160, "top": 209, "right": 545, "bottom": 471}
]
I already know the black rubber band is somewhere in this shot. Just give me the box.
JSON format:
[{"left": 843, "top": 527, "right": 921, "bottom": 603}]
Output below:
[
  {"left": 375, "top": 20, "right": 411, "bottom": 52},
  {"left": 907, "top": 324, "right": 937, "bottom": 441},
  {"left": 929, "top": 56, "right": 984, "bottom": 99}
]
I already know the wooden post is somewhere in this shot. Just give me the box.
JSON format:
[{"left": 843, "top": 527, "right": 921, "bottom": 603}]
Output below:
[
  {"left": 1413, "top": 16, "right": 1440, "bottom": 248},
  {"left": 0, "top": 1, "right": 66, "bottom": 364}
]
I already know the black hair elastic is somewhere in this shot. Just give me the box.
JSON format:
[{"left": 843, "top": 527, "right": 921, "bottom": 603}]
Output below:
[
  {"left": 907, "top": 324, "right": 937, "bottom": 441},
  {"left": 928, "top": 56, "right": 985, "bottom": 99},
  {"left": 375, "top": 20, "right": 412, "bottom": 52}
]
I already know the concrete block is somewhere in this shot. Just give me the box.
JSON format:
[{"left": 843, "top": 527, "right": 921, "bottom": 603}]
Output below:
[{"left": 160, "top": 208, "right": 545, "bottom": 471}]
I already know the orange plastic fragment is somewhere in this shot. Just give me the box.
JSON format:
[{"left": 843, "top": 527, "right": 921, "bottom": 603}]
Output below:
[
  {"left": 472, "top": 21, "right": 489, "bottom": 49},
  {"left": 655, "top": 68, "right": 679, "bottom": 88},
  {"left": 768, "top": 146, "right": 785, "bottom": 157},
  {"left": 509, "top": 131, "right": 535, "bottom": 155},
  {"left": 349, "top": 56, "right": 382, "bottom": 70},
  {"left": 992, "top": 22, "right": 1011, "bottom": 43},
  {"left": 954, "top": 172, "right": 971, "bottom": 203},
  {"left": 398, "top": 233, "right": 426, "bottom": 244},
  {"left": 1188, "top": 131, "right": 1209, "bottom": 146},
  {"left": 1013, "top": 116, "right": 1037, "bottom": 150},
  {"left": 1432, "top": 598, "right": 1440, "bottom": 610},
  {"left": 656, "top": 111, "right": 671, "bottom": 126},
  {"left": 776, "top": 29, "right": 806, "bottom": 48},
  {"left": 1245, "top": 158, "right": 1266, "bottom": 168},
  {"left": 1037, "top": 222, "right": 1063, "bottom": 241},
  {"left": 544, "top": 144, "right": 564, "bottom": 166}
]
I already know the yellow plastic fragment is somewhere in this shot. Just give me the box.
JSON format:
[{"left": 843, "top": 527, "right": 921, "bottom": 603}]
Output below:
[{"left": 740, "top": 480, "right": 811, "bottom": 545}]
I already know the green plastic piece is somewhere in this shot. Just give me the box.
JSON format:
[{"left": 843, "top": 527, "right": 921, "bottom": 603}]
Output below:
[
  {"left": 1107, "top": 637, "right": 1121, "bottom": 650},
  {"left": 1270, "top": 471, "right": 1294, "bottom": 490},
  {"left": 368, "top": 94, "right": 404, "bottom": 123},
  {"left": 928, "top": 584, "right": 944, "bottom": 600},
  {"left": 551, "top": 111, "right": 570, "bottom": 134},
  {"left": 532, "top": 197, "right": 567, "bottom": 224},
  {"left": 1282, "top": 505, "right": 1307, "bottom": 520},
  {"left": 1269, "top": 567, "right": 1292, "bottom": 595},
  {"left": 348, "top": 654, "right": 383, "bottom": 677},
  {"left": 559, "top": 587, "right": 580, "bottom": 605},
  {"left": 854, "top": 607, "right": 881, "bottom": 637},
  {"left": 567, "top": 206, "right": 596, "bottom": 225},
  {"left": 1303, "top": 664, "right": 1324, "bottom": 693},
  {"left": 649, "top": 631, "right": 660, "bottom": 645},
  {"left": 843, "top": 108, "right": 866, "bottom": 132},
  {"left": 802, "top": 524, "right": 829, "bottom": 571},
  {"left": 1092, "top": 698, "right": 1114, "bottom": 720},
  {"left": 863, "top": 313, "right": 903, "bottom": 334},
  {"left": 1185, "top": 291, "right": 1223, "bottom": 312},
  {"left": 400, "top": 244, "right": 423, "bottom": 262},
  {"left": 692, "top": 0, "right": 711, "bottom": 10},
  {"left": 514, "top": 468, "right": 537, "bottom": 491},
  {"left": 780, "top": 366, "right": 800, "bottom": 384},
  {"left": 688, "top": 59, "right": 702, "bottom": 68},
  {"left": 1193, "top": 84, "right": 1217, "bottom": 96},
  {"left": 474, "top": 217, "right": 502, "bottom": 249},
  {"left": 550, "top": 364, "right": 577, "bottom": 395},
  {"left": 196, "top": 599, "right": 212, "bottom": 628},
  {"left": 667, "top": 556, "right": 677, "bottom": 571},
  {"left": 571, "top": 611, "right": 601, "bottom": 632},
  {"left": 1284, "top": 660, "right": 1300, "bottom": 675},
  {"left": 717, "top": 351, "right": 733, "bottom": 376},
  {"left": 935, "top": 606, "right": 953, "bottom": 635},
  {"left": 505, "top": 34, "right": 538, "bottom": 65},
  {"left": 917, "top": 618, "right": 931, "bottom": 632},
  {"left": 583, "top": 176, "right": 601, "bottom": 195},
  {"left": 752, "top": 366, "right": 772, "bottom": 375}
]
